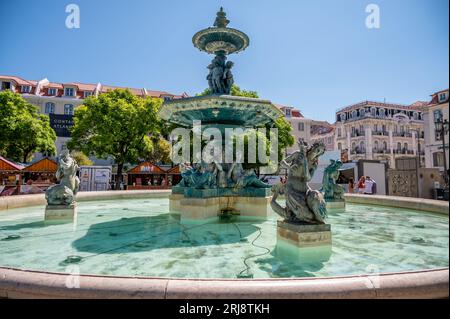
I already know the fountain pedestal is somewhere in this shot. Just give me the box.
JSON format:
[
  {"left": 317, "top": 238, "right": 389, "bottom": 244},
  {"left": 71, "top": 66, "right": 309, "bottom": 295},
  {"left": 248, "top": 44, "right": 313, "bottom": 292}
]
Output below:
[
  {"left": 326, "top": 200, "right": 346, "bottom": 211},
  {"left": 45, "top": 204, "right": 77, "bottom": 221},
  {"left": 170, "top": 187, "right": 272, "bottom": 221},
  {"left": 277, "top": 220, "right": 332, "bottom": 247}
]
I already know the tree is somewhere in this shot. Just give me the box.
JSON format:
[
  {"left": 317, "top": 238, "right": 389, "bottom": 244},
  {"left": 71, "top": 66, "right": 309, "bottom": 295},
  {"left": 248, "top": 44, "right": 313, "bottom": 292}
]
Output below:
[
  {"left": 197, "top": 85, "right": 295, "bottom": 163},
  {"left": 145, "top": 138, "right": 171, "bottom": 164},
  {"left": 71, "top": 151, "right": 93, "bottom": 166},
  {"left": 67, "top": 89, "right": 162, "bottom": 189},
  {"left": 0, "top": 91, "right": 56, "bottom": 163},
  {"left": 197, "top": 84, "right": 259, "bottom": 98}
]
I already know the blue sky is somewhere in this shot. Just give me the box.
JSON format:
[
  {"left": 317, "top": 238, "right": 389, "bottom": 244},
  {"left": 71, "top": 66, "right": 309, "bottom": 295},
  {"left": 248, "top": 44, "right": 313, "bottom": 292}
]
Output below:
[{"left": 0, "top": 0, "right": 448, "bottom": 122}]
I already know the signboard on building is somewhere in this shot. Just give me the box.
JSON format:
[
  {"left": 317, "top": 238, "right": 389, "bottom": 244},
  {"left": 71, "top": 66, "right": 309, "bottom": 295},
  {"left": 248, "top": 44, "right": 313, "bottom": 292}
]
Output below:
[{"left": 49, "top": 114, "right": 74, "bottom": 137}]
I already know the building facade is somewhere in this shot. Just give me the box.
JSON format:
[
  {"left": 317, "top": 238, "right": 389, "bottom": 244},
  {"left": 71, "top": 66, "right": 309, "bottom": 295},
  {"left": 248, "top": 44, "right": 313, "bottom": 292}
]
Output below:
[
  {"left": 423, "top": 89, "right": 449, "bottom": 173},
  {"left": 310, "top": 121, "right": 335, "bottom": 151},
  {"left": 275, "top": 104, "right": 312, "bottom": 155},
  {"left": 0, "top": 75, "right": 187, "bottom": 157},
  {"left": 335, "top": 100, "right": 426, "bottom": 168}
]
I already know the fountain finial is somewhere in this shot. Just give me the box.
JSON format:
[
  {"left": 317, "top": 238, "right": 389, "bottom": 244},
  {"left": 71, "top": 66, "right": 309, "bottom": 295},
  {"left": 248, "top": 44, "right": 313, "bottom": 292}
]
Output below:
[{"left": 214, "top": 7, "right": 230, "bottom": 28}]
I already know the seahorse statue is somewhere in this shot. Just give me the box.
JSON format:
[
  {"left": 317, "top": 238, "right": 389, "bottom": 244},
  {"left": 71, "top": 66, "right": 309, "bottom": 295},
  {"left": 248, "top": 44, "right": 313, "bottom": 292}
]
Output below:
[{"left": 271, "top": 140, "right": 327, "bottom": 224}]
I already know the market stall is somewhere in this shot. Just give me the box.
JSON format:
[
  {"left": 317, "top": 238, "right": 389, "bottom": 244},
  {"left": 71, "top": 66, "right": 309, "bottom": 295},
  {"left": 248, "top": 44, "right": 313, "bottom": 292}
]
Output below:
[
  {"left": 127, "top": 162, "right": 169, "bottom": 190},
  {"left": 22, "top": 158, "right": 58, "bottom": 192},
  {"left": 0, "top": 156, "right": 24, "bottom": 196},
  {"left": 165, "top": 165, "right": 182, "bottom": 187}
]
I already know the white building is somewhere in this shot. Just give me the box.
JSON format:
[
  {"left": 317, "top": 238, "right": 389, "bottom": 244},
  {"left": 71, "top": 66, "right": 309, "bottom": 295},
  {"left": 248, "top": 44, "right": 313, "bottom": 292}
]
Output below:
[
  {"left": 0, "top": 75, "right": 187, "bottom": 160},
  {"left": 423, "top": 89, "right": 449, "bottom": 174},
  {"left": 335, "top": 100, "right": 426, "bottom": 168}
]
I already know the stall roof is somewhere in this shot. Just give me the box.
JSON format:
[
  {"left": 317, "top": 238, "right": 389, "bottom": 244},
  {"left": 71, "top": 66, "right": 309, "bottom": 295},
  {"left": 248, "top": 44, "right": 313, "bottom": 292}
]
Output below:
[
  {"left": 0, "top": 156, "right": 24, "bottom": 171},
  {"left": 165, "top": 165, "right": 180, "bottom": 174},
  {"left": 339, "top": 162, "right": 357, "bottom": 171},
  {"left": 127, "top": 162, "right": 166, "bottom": 174},
  {"left": 23, "top": 158, "right": 58, "bottom": 172}
]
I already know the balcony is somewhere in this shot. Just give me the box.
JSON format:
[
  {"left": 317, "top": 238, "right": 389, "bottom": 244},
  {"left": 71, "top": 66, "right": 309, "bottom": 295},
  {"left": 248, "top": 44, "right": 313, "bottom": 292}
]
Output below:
[
  {"left": 373, "top": 148, "right": 389, "bottom": 154},
  {"left": 350, "top": 131, "right": 365, "bottom": 138},
  {"left": 393, "top": 149, "right": 414, "bottom": 155},
  {"left": 393, "top": 132, "right": 413, "bottom": 138},
  {"left": 351, "top": 149, "right": 366, "bottom": 155},
  {"left": 372, "top": 131, "right": 389, "bottom": 136}
]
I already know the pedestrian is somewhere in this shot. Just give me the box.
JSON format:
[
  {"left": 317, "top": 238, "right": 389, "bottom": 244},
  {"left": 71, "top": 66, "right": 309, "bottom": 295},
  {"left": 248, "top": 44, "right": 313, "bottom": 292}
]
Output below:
[
  {"left": 348, "top": 177, "right": 355, "bottom": 193},
  {"left": 364, "top": 176, "right": 374, "bottom": 195},
  {"left": 357, "top": 176, "right": 366, "bottom": 193}
]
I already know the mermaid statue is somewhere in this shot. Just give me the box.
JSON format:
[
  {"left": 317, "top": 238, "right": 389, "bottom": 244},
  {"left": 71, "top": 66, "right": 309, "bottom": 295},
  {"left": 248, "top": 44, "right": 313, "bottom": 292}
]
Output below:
[
  {"left": 45, "top": 149, "right": 80, "bottom": 206},
  {"left": 271, "top": 139, "right": 327, "bottom": 224}
]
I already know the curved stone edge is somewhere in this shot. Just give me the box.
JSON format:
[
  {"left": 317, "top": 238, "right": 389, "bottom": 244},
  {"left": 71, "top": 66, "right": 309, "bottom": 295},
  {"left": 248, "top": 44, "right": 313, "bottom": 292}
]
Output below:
[
  {"left": 0, "top": 190, "right": 172, "bottom": 211},
  {"left": 0, "top": 267, "right": 447, "bottom": 299},
  {"left": 344, "top": 194, "right": 449, "bottom": 215}
]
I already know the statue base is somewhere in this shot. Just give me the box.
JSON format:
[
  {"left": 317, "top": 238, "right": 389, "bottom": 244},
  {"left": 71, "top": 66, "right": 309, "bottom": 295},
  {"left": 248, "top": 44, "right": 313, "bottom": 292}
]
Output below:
[
  {"left": 170, "top": 193, "right": 271, "bottom": 222},
  {"left": 45, "top": 204, "right": 77, "bottom": 222},
  {"left": 325, "top": 200, "right": 346, "bottom": 211},
  {"left": 275, "top": 238, "right": 332, "bottom": 264},
  {"left": 277, "top": 220, "right": 332, "bottom": 248}
]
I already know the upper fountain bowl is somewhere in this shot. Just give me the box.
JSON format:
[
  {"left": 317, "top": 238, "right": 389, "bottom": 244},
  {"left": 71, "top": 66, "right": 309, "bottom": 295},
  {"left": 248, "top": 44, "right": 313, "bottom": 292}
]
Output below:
[
  {"left": 192, "top": 7, "right": 249, "bottom": 55},
  {"left": 192, "top": 27, "right": 250, "bottom": 55}
]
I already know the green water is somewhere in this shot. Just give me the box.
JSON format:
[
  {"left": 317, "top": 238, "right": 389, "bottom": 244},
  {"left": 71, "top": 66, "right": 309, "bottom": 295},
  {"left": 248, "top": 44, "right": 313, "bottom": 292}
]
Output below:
[{"left": 0, "top": 198, "right": 448, "bottom": 278}]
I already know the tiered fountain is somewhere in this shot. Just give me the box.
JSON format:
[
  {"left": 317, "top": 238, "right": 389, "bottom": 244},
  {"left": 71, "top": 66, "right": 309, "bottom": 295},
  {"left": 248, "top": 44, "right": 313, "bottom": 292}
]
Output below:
[{"left": 159, "top": 8, "right": 284, "bottom": 221}]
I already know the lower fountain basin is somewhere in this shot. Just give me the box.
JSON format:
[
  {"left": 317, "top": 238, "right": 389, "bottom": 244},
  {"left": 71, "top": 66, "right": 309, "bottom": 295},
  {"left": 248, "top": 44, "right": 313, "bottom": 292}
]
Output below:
[{"left": 0, "top": 191, "right": 448, "bottom": 298}]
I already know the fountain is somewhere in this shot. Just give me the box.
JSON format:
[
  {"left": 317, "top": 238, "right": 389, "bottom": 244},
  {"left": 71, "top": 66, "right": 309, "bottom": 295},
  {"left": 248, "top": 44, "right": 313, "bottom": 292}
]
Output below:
[
  {"left": 159, "top": 7, "right": 284, "bottom": 221},
  {"left": 0, "top": 7, "right": 447, "bottom": 299}
]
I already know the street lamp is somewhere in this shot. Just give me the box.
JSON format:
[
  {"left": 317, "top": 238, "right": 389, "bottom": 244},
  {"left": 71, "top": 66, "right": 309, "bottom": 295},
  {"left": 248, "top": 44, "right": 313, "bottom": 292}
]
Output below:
[{"left": 434, "top": 117, "right": 449, "bottom": 187}]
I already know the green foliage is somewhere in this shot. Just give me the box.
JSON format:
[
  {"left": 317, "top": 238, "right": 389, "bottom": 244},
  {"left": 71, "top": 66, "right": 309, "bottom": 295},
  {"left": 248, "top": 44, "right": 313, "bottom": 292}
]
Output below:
[
  {"left": 145, "top": 138, "right": 171, "bottom": 164},
  {"left": 67, "top": 89, "right": 163, "bottom": 187},
  {"left": 266, "top": 117, "right": 295, "bottom": 162},
  {"left": 0, "top": 91, "right": 56, "bottom": 163},
  {"left": 197, "top": 84, "right": 259, "bottom": 98},
  {"left": 71, "top": 151, "right": 93, "bottom": 166}
]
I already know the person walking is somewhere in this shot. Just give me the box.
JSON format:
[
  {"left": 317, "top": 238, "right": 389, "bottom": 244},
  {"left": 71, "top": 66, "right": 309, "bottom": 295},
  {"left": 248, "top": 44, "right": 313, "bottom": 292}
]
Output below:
[
  {"left": 364, "top": 176, "right": 374, "bottom": 195},
  {"left": 348, "top": 177, "right": 355, "bottom": 193},
  {"left": 357, "top": 176, "right": 366, "bottom": 194}
]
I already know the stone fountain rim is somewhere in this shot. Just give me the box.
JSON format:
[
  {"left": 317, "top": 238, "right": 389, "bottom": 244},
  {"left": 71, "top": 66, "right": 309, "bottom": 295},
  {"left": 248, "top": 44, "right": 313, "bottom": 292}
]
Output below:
[{"left": 0, "top": 191, "right": 448, "bottom": 298}]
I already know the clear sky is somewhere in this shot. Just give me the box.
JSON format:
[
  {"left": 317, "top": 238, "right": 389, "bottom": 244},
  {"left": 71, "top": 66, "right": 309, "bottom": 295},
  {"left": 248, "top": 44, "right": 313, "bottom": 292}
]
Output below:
[{"left": 0, "top": 0, "right": 448, "bottom": 122}]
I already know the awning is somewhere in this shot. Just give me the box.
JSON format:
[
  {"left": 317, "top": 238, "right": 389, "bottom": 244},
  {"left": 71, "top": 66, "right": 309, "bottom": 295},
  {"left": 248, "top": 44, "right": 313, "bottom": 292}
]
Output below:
[{"left": 339, "top": 162, "right": 357, "bottom": 171}]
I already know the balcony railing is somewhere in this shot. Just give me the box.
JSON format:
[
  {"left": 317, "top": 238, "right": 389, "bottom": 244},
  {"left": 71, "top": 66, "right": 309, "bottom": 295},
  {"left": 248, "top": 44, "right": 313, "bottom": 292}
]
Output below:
[
  {"left": 373, "top": 149, "right": 389, "bottom": 154},
  {"left": 393, "top": 132, "right": 413, "bottom": 138},
  {"left": 372, "top": 131, "right": 389, "bottom": 136},
  {"left": 393, "top": 149, "right": 414, "bottom": 155},
  {"left": 350, "top": 149, "right": 366, "bottom": 155},
  {"left": 350, "top": 131, "right": 365, "bottom": 137}
]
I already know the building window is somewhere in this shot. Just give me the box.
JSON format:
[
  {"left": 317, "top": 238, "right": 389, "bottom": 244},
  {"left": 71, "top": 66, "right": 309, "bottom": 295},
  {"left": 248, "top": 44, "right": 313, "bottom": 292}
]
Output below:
[
  {"left": 338, "top": 143, "right": 342, "bottom": 150},
  {"left": 298, "top": 122, "right": 304, "bottom": 131},
  {"left": 45, "top": 102, "right": 55, "bottom": 114},
  {"left": 374, "top": 141, "right": 379, "bottom": 151},
  {"left": 438, "top": 92, "right": 447, "bottom": 102},
  {"left": 83, "top": 91, "right": 93, "bottom": 98},
  {"left": 337, "top": 128, "right": 341, "bottom": 137},
  {"left": 64, "top": 87, "right": 75, "bottom": 97},
  {"left": 1, "top": 82, "right": 11, "bottom": 90},
  {"left": 383, "top": 141, "right": 387, "bottom": 150},
  {"left": 64, "top": 104, "right": 74, "bottom": 115},
  {"left": 285, "top": 109, "right": 291, "bottom": 117},
  {"left": 434, "top": 110, "right": 443, "bottom": 121},
  {"left": 21, "top": 85, "right": 31, "bottom": 93},
  {"left": 433, "top": 152, "right": 444, "bottom": 167},
  {"left": 397, "top": 142, "right": 402, "bottom": 151},
  {"left": 48, "top": 88, "right": 57, "bottom": 96},
  {"left": 403, "top": 143, "right": 408, "bottom": 151},
  {"left": 327, "top": 136, "right": 332, "bottom": 144}
]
